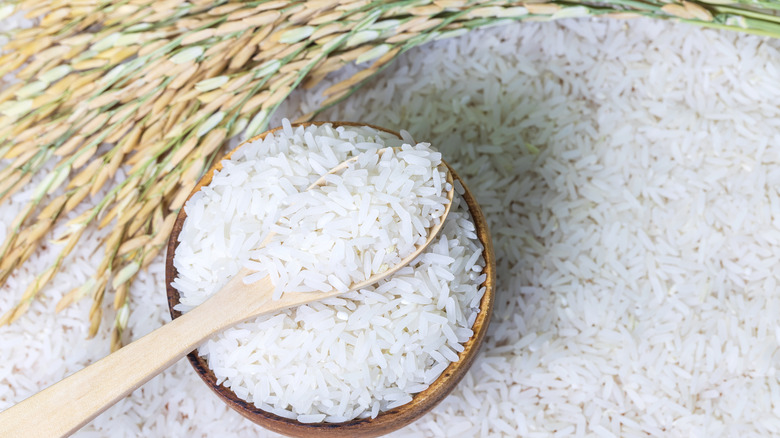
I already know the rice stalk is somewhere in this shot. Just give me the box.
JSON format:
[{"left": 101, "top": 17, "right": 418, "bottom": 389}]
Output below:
[{"left": 1, "top": 0, "right": 779, "bottom": 345}]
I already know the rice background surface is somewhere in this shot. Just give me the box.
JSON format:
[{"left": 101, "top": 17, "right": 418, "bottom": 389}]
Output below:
[{"left": 2, "top": 16, "right": 780, "bottom": 437}]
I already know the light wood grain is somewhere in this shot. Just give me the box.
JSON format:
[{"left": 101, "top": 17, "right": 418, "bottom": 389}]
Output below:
[{"left": 0, "top": 275, "right": 276, "bottom": 438}]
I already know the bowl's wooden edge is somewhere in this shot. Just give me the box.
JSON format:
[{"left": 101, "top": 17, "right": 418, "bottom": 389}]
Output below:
[{"left": 164, "top": 121, "right": 495, "bottom": 438}]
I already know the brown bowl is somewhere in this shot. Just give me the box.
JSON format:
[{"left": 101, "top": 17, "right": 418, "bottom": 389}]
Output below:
[{"left": 164, "top": 121, "right": 495, "bottom": 438}]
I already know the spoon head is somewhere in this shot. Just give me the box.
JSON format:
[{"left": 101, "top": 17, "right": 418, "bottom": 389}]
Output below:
[
  {"left": 165, "top": 121, "right": 494, "bottom": 438},
  {"left": 296, "top": 146, "right": 456, "bottom": 301}
]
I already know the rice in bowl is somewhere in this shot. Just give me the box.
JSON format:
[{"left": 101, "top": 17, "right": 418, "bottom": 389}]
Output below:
[{"left": 170, "top": 120, "right": 489, "bottom": 423}]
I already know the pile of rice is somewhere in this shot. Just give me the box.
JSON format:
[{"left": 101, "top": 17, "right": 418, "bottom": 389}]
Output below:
[
  {"left": 174, "top": 134, "right": 454, "bottom": 300},
  {"left": 3, "top": 15, "right": 780, "bottom": 437},
  {"left": 245, "top": 142, "right": 453, "bottom": 297},
  {"left": 171, "top": 122, "right": 484, "bottom": 422}
]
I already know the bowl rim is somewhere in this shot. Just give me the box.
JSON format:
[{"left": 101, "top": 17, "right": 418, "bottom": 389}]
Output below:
[{"left": 164, "top": 121, "right": 495, "bottom": 438}]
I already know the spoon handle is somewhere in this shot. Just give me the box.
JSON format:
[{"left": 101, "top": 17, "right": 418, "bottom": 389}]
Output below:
[{"left": 0, "top": 275, "right": 274, "bottom": 438}]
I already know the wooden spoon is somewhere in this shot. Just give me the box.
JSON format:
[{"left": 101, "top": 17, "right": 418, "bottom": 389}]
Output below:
[{"left": 0, "top": 150, "right": 455, "bottom": 438}]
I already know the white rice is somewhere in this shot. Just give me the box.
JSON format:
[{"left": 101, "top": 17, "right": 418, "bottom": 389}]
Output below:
[
  {"left": 3, "top": 15, "right": 780, "bottom": 438},
  {"left": 241, "top": 144, "right": 449, "bottom": 298},
  {"left": 172, "top": 122, "right": 485, "bottom": 421}
]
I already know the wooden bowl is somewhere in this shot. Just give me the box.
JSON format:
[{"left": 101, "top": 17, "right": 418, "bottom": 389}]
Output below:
[{"left": 164, "top": 122, "right": 495, "bottom": 438}]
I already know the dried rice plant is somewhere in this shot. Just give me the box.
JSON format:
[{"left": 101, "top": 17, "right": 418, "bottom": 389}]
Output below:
[{"left": 0, "top": 0, "right": 777, "bottom": 350}]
